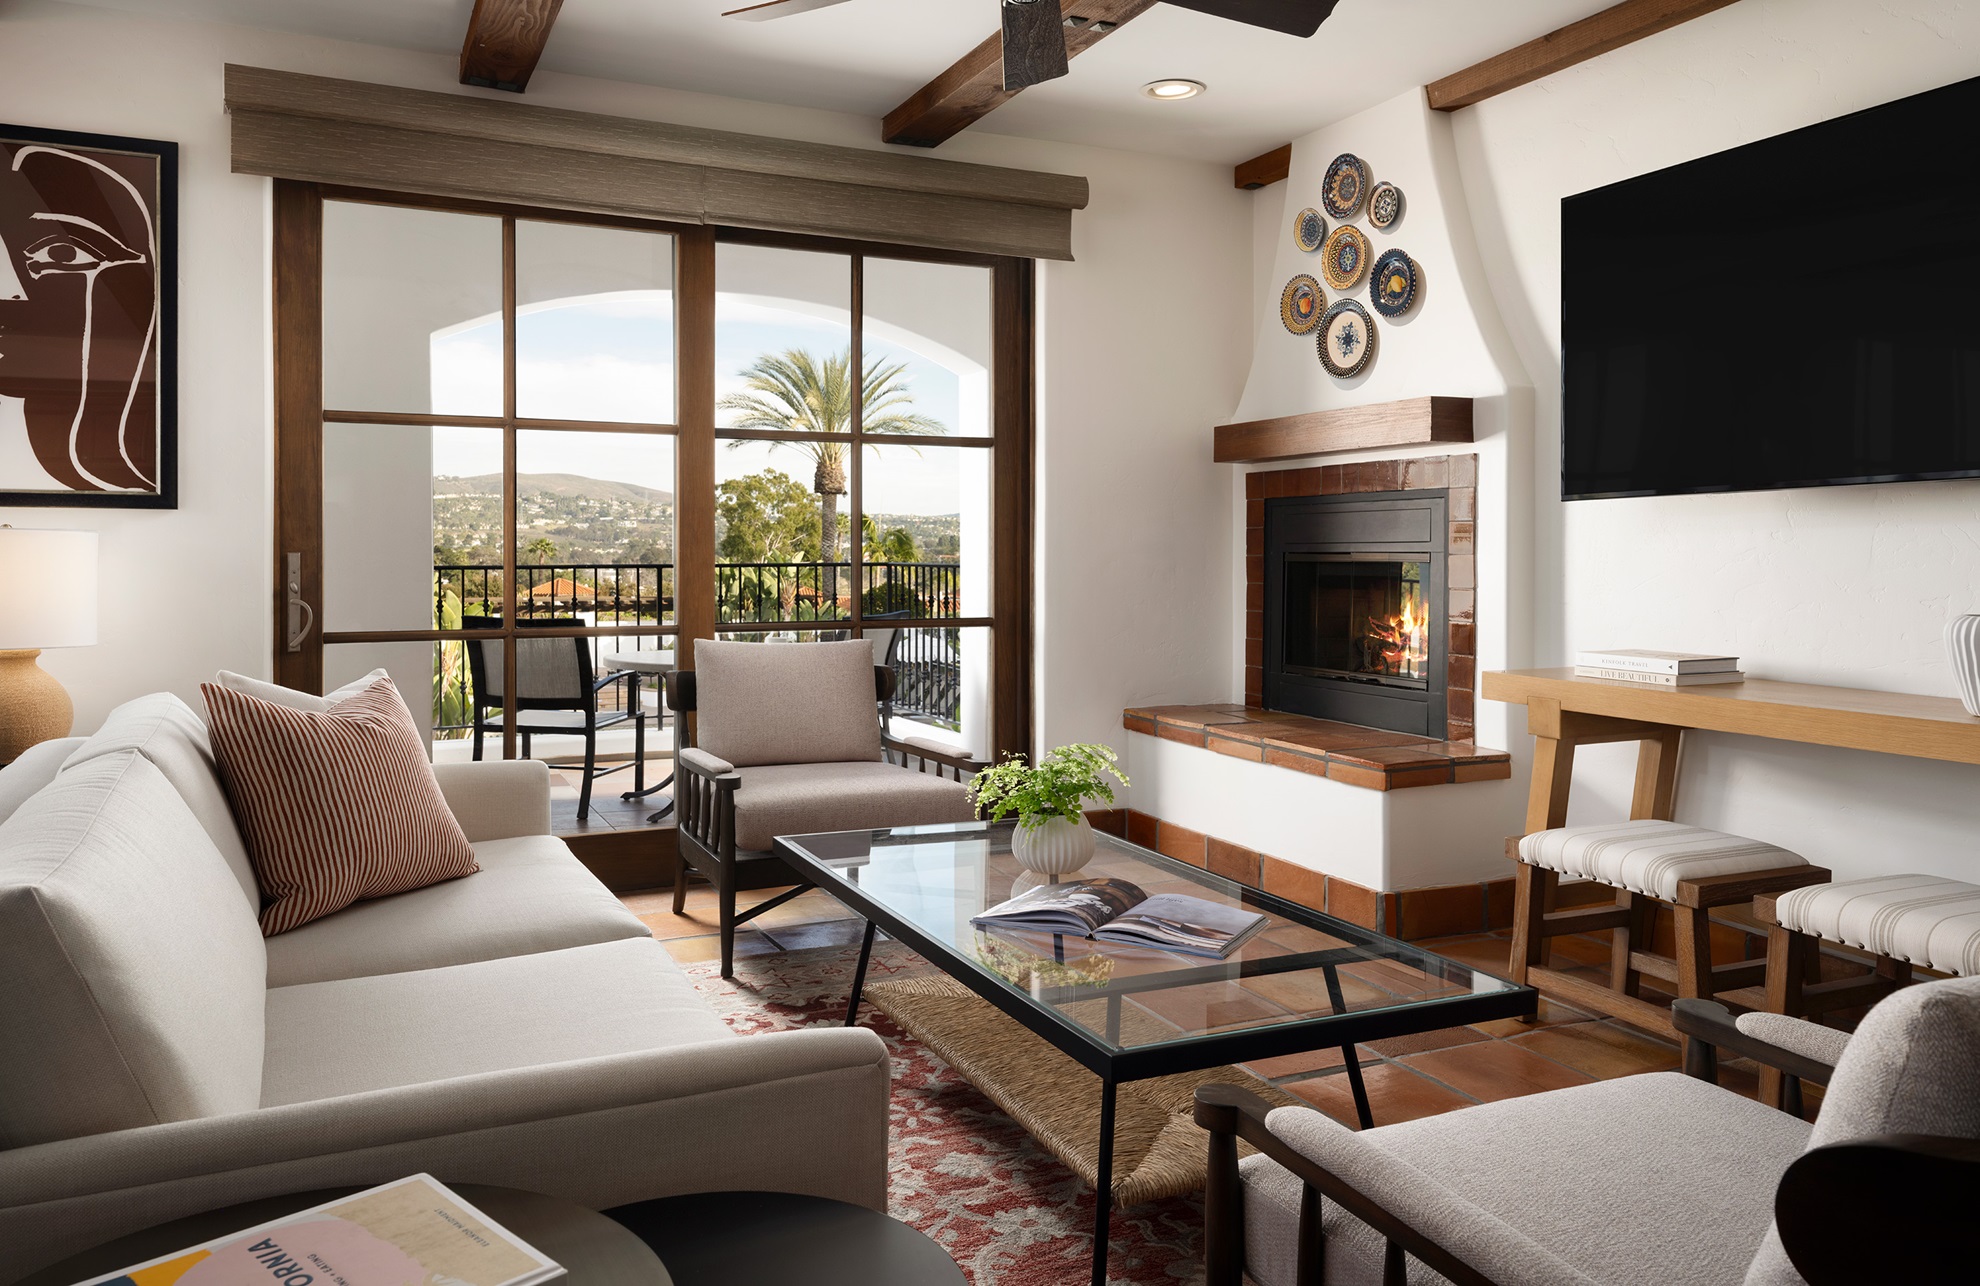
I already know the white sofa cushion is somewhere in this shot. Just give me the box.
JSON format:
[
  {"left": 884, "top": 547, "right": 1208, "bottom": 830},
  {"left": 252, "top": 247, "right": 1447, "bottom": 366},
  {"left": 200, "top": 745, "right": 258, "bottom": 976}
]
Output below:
[
  {"left": 264, "top": 834, "right": 652, "bottom": 987},
  {"left": 694, "top": 639, "right": 882, "bottom": 768},
  {"left": 0, "top": 736, "right": 84, "bottom": 825},
  {"left": 213, "top": 667, "right": 389, "bottom": 713},
  {"left": 0, "top": 751, "right": 267, "bottom": 1148},
  {"left": 62, "top": 694, "right": 260, "bottom": 913},
  {"left": 1241, "top": 1072, "right": 1810, "bottom": 1286},
  {"left": 730, "top": 759, "right": 975, "bottom": 852},
  {"left": 261, "top": 937, "right": 732, "bottom": 1106}
]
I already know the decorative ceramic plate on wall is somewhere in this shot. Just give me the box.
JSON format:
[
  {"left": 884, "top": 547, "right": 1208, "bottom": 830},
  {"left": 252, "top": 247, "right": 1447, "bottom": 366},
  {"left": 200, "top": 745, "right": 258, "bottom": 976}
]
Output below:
[
  {"left": 1368, "top": 180, "right": 1405, "bottom": 230},
  {"left": 1280, "top": 274, "right": 1324, "bottom": 334},
  {"left": 1320, "top": 224, "right": 1371, "bottom": 291},
  {"left": 1369, "top": 249, "right": 1418, "bottom": 318},
  {"left": 1293, "top": 207, "right": 1327, "bottom": 252},
  {"left": 1317, "top": 299, "right": 1376, "bottom": 378},
  {"left": 1322, "top": 153, "right": 1369, "bottom": 219}
]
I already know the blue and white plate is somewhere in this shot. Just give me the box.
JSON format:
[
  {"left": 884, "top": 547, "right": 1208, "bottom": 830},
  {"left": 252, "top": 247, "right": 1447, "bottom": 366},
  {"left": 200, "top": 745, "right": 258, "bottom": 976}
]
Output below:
[
  {"left": 1317, "top": 299, "right": 1376, "bottom": 378},
  {"left": 1293, "top": 207, "right": 1327, "bottom": 252},
  {"left": 1369, "top": 180, "right": 1404, "bottom": 230},
  {"left": 1369, "top": 249, "right": 1418, "bottom": 318},
  {"left": 1322, "top": 153, "right": 1369, "bottom": 220}
]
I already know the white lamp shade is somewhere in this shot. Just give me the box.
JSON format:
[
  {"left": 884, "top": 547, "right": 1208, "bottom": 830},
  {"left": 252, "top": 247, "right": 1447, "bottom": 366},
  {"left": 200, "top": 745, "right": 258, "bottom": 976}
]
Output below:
[{"left": 0, "top": 529, "right": 98, "bottom": 650}]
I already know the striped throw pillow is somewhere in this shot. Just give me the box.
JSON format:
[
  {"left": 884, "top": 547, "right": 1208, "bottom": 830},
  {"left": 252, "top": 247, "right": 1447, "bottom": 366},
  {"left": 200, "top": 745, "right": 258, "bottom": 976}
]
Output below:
[{"left": 200, "top": 676, "right": 479, "bottom": 936}]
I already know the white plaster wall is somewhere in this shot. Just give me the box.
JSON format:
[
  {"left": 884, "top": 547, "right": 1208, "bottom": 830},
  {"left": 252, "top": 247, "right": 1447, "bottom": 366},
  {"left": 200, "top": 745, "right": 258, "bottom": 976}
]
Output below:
[
  {"left": 0, "top": 0, "right": 1249, "bottom": 751},
  {"left": 1452, "top": 0, "right": 1980, "bottom": 882},
  {"left": 1126, "top": 731, "right": 1523, "bottom": 889},
  {"left": 1227, "top": 89, "right": 1536, "bottom": 757}
]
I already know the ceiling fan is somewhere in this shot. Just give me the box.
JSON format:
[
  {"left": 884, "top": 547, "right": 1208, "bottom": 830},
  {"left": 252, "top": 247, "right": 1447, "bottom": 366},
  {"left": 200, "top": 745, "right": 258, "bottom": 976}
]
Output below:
[{"left": 722, "top": 0, "right": 1342, "bottom": 90}]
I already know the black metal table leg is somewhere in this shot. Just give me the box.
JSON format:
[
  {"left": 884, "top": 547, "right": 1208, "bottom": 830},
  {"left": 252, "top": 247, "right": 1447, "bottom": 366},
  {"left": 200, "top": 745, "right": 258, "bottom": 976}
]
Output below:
[
  {"left": 1091, "top": 1078, "right": 1117, "bottom": 1286},
  {"left": 844, "top": 920, "right": 878, "bottom": 1027},
  {"left": 1322, "top": 963, "right": 1375, "bottom": 1130}
]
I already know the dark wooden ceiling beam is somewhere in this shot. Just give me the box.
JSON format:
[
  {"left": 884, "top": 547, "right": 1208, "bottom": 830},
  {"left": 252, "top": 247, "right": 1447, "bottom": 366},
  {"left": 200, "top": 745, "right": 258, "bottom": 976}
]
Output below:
[
  {"left": 460, "top": 0, "right": 565, "bottom": 93},
  {"left": 1427, "top": 0, "right": 1740, "bottom": 111},
  {"left": 884, "top": 0, "right": 1157, "bottom": 148},
  {"left": 1233, "top": 143, "right": 1292, "bottom": 190}
]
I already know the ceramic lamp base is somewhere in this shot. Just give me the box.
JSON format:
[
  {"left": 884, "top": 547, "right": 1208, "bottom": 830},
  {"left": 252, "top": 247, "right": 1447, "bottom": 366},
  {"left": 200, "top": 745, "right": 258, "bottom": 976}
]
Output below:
[{"left": 0, "top": 650, "right": 74, "bottom": 764}]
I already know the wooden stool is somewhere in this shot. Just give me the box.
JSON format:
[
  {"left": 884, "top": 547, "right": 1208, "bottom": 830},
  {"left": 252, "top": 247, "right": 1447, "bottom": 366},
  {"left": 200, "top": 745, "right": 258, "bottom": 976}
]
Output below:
[
  {"left": 1509, "top": 820, "right": 1830, "bottom": 1045},
  {"left": 1752, "top": 874, "right": 1980, "bottom": 1106}
]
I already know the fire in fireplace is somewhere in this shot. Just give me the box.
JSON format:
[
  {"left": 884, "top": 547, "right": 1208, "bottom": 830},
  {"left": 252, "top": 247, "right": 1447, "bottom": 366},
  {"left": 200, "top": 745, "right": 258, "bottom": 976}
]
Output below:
[{"left": 1264, "top": 493, "right": 1448, "bottom": 736}]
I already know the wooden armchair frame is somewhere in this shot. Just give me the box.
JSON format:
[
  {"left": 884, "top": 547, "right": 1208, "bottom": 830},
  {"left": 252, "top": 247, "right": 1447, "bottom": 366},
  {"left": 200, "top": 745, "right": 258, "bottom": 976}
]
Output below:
[
  {"left": 1195, "top": 997, "right": 1980, "bottom": 1286},
  {"left": 663, "top": 666, "right": 983, "bottom": 976}
]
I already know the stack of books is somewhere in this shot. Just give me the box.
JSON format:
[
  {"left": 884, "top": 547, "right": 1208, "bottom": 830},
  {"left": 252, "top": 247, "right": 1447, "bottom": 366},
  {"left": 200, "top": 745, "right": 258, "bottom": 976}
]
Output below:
[{"left": 1574, "top": 649, "right": 1744, "bottom": 686}]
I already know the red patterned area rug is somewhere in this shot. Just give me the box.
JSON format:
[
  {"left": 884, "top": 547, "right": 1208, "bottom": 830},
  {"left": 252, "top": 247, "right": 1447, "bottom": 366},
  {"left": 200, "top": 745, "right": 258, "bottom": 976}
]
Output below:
[{"left": 684, "top": 940, "right": 1207, "bottom": 1286}]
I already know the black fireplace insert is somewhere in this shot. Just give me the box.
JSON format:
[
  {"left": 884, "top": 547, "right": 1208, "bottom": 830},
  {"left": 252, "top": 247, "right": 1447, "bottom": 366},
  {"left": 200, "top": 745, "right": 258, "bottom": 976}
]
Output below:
[{"left": 1263, "top": 491, "right": 1447, "bottom": 736}]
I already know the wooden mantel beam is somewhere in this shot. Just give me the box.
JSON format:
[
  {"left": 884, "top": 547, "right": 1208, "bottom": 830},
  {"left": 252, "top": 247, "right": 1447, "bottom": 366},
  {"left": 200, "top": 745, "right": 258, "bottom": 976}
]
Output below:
[
  {"left": 884, "top": 0, "right": 1157, "bottom": 148},
  {"left": 460, "top": 0, "right": 565, "bottom": 93},
  {"left": 1427, "top": 0, "right": 1740, "bottom": 112}
]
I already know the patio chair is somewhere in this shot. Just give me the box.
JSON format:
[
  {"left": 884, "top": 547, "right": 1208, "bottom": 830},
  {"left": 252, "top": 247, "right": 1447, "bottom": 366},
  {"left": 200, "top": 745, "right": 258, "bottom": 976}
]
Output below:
[
  {"left": 663, "top": 638, "right": 983, "bottom": 977},
  {"left": 462, "top": 616, "right": 644, "bottom": 820},
  {"left": 1195, "top": 974, "right": 1980, "bottom": 1286}
]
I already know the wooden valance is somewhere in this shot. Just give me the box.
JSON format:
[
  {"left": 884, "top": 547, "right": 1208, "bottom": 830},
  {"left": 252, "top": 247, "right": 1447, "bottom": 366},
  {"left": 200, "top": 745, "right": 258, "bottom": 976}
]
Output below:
[{"left": 223, "top": 65, "right": 1088, "bottom": 260}]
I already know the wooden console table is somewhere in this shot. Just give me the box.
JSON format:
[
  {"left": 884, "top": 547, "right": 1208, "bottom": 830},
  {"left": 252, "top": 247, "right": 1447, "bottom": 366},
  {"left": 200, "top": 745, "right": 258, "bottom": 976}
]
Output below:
[{"left": 1481, "top": 668, "right": 1980, "bottom": 1034}]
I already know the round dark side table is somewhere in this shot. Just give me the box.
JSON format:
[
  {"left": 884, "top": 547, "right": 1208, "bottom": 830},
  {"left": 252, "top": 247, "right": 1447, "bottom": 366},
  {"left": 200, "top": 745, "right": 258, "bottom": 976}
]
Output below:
[
  {"left": 21, "top": 1187, "right": 964, "bottom": 1286},
  {"left": 605, "top": 1191, "right": 967, "bottom": 1286},
  {"left": 18, "top": 1186, "right": 669, "bottom": 1286}
]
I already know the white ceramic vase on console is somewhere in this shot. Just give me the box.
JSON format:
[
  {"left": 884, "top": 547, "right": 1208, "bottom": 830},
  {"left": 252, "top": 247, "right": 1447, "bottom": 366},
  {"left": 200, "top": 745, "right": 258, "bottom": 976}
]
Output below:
[
  {"left": 1011, "top": 814, "right": 1096, "bottom": 875},
  {"left": 1948, "top": 614, "right": 1980, "bottom": 716}
]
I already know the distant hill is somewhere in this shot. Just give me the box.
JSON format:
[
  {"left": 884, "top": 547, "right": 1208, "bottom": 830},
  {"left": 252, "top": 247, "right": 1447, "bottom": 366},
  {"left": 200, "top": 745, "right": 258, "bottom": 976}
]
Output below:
[{"left": 435, "top": 473, "right": 673, "bottom": 507}]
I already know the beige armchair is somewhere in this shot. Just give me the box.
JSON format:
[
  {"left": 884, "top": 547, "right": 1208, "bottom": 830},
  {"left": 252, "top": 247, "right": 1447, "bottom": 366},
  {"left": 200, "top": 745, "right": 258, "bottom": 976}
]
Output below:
[
  {"left": 1196, "top": 976, "right": 1980, "bottom": 1286},
  {"left": 664, "top": 639, "right": 981, "bottom": 976}
]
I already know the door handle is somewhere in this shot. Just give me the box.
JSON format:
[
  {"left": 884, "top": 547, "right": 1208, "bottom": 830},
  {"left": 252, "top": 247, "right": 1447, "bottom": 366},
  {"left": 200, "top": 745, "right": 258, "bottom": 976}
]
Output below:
[{"left": 285, "top": 552, "right": 314, "bottom": 652}]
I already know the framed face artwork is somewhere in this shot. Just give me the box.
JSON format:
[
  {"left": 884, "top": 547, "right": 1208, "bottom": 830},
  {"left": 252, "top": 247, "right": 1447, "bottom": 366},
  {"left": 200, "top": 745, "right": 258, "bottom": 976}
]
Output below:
[{"left": 0, "top": 124, "right": 177, "bottom": 507}]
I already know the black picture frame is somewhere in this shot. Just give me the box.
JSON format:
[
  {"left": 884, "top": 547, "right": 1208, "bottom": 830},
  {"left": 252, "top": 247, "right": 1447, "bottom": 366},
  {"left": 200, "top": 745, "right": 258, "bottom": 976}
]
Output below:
[{"left": 0, "top": 122, "right": 177, "bottom": 509}]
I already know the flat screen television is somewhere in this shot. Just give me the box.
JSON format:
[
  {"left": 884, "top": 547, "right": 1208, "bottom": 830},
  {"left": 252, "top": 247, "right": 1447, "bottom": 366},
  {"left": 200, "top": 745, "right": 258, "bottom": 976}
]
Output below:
[{"left": 1561, "top": 73, "right": 1980, "bottom": 501}]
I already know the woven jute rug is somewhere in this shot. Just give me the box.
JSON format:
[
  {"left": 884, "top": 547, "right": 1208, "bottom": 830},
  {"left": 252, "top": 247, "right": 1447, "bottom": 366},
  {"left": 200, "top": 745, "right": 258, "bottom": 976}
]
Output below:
[{"left": 866, "top": 974, "right": 1302, "bottom": 1209}]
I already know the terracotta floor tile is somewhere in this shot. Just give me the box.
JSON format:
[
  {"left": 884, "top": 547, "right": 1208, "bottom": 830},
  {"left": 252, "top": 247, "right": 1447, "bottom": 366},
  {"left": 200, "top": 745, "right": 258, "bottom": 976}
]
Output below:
[
  {"left": 1402, "top": 1039, "right": 1594, "bottom": 1102},
  {"left": 619, "top": 887, "right": 681, "bottom": 916},
  {"left": 1509, "top": 1020, "right": 1680, "bottom": 1079},
  {"left": 638, "top": 906, "right": 723, "bottom": 940},
  {"left": 751, "top": 888, "right": 858, "bottom": 927},
  {"left": 1544, "top": 932, "right": 1615, "bottom": 969},
  {"left": 1362, "top": 1025, "right": 1490, "bottom": 1059},
  {"left": 1242, "top": 1044, "right": 1369, "bottom": 1080},
  {"left": 1418, "top": 933, "right": 1516, "bottom": 975},
  {"left": 1287, "top": 1062, "right": 1477, "bottom": 1127},
  {"left": 1127, "top": 981, "right": 1293, "bottom": 1034},
  {"left": 1469, "top": 996, "right": 1596, "bottom": 1037},
  {"left": 660, "top": 930, "right": 779, "bottom": 965}
]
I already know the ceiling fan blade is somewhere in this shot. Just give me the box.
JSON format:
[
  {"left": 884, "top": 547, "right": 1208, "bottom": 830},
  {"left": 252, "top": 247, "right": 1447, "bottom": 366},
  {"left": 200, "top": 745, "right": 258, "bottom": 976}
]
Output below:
[
  {"left": 722, "top": 0, "right": 854, "bottom": 20},
  {"left": 1001, "top": 0, "right": 1071, "bottom": 91},
  {"left": 1158, "top": 0, "right": 1340, "bottom": 38}
]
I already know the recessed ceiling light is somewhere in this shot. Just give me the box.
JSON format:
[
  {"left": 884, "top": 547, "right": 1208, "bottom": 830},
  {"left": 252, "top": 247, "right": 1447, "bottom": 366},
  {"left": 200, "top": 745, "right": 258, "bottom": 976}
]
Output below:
[{"left": 1142, "top": 79, "right": 1206, "bottom": 101}]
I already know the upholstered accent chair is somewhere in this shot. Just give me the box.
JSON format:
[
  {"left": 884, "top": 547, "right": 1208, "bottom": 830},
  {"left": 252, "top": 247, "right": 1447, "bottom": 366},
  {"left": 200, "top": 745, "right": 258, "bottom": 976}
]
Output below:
[
  {"left": 664, "top": 639, "right": 981, "bottom": 976},
  {"left": 463, "top": 617, "right": 644, "bottom": 819},
  {"left": 1196, "top": 975, "right": 1980, "bottom": 1286}
]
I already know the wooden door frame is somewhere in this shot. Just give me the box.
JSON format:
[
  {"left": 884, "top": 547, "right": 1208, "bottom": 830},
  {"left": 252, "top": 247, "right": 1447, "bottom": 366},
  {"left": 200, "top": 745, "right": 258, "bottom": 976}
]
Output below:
[{"left": 270, "top": 182, "right": 1034, "bottom": 760}]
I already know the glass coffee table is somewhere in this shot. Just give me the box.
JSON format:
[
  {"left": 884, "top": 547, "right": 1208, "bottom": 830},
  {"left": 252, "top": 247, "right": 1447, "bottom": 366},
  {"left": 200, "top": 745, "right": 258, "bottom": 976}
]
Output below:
[{"left": 772, "top": 820, "right": 1536, "bottom": 1286}]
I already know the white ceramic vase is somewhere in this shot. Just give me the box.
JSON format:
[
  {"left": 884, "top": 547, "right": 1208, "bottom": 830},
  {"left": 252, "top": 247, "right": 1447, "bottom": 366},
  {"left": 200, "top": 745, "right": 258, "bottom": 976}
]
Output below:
[
  {"left": 1948, "top": 614, "right": 1980, "bottom": 716},
  {"left": 1011, "top": 814, "right": 1096, "bottom": 875}
]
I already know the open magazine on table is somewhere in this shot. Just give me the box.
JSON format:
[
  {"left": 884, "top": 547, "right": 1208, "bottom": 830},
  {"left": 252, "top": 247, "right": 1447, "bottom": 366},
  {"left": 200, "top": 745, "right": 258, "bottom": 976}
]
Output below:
[
  {"left": 971, "top": 876, "right": 1268, "bottom": 959},
  {"left": 79, "top": 1174, "right": 563, "bottom": 1286}
]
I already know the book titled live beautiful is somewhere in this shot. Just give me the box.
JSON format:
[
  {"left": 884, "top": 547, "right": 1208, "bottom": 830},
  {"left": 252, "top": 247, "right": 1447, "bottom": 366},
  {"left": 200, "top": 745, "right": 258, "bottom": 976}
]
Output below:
[
  {"left": 972, "top": 877, "right": 1268, "bottom": 959},
  {"left": 80, "top": 1175, "right": 563, "bottom": 1286}
]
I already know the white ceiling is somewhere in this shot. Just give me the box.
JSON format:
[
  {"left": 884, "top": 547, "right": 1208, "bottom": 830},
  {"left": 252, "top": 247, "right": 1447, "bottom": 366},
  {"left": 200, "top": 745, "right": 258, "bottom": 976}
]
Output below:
[{"left": 66, "top": 0, "right": 1619, "bottom": 162}]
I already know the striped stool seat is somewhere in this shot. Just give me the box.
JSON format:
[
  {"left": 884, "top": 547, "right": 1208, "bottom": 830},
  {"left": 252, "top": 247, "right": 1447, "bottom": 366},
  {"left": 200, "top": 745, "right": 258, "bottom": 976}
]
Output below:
[
  {"left": 1773, "top": 875, "right": 1980, "bottom": 977},
  {"left": 1518, "top": 820, "right": 1808, "bottom": 902}
]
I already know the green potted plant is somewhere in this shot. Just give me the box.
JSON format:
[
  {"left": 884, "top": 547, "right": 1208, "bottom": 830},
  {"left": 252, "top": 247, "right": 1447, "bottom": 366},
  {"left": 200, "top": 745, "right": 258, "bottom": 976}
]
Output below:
[{"left": 967, "top": 743, "right": 1129, "bottom": 874}]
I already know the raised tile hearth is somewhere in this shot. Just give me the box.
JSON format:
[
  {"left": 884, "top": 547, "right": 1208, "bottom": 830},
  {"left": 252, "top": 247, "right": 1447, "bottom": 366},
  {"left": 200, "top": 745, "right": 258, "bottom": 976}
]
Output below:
[{"left": 1123, "top": 703, "right": 1509, "bottom": 791}]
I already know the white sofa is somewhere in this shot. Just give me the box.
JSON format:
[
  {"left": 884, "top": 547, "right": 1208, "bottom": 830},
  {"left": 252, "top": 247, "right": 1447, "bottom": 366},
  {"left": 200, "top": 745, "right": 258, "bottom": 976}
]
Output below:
[{"left": 0, "top": 693, "right": 891, "bottom": 1283}]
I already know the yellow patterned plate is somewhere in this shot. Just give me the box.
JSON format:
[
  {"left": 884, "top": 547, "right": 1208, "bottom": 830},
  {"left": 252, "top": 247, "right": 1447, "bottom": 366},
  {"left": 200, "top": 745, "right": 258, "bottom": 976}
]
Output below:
[
  {"left": 1321, "top": 224, "right": 1370, "bottom": 291},
  {"left": 1280, "top": 274, "right": 1324, "bottom": 334}
]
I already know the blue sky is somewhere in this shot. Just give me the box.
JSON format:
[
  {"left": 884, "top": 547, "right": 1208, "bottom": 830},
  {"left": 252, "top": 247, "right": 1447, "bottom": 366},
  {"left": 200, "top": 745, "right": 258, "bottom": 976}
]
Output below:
[{"left": 429, "top": 295, "right": 977, "bottom": 515}]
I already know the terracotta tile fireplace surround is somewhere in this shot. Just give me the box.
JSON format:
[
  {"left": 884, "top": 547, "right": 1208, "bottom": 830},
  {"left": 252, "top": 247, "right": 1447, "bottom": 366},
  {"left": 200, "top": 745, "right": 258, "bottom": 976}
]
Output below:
[{"left": 1119, "top": 451, "right": 1518, "bottom": 939}]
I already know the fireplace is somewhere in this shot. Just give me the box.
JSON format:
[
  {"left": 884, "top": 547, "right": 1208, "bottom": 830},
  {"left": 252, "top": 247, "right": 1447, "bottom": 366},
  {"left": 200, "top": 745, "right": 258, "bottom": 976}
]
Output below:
[{"left": 1263, "top": 491, "right": 1448, "bottom": 736}]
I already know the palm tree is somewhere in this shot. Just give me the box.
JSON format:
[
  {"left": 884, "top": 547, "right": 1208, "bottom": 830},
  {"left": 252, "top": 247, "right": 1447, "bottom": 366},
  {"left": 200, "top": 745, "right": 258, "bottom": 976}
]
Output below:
[
  {"left": 525, "top": 536, "right": 558, "bottom": 565},
  {"left": 718, "top": 347, "right": 943, "bottom": 558}
]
